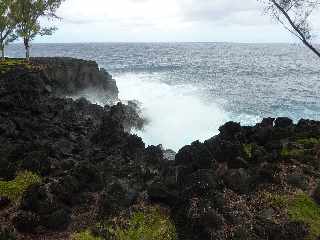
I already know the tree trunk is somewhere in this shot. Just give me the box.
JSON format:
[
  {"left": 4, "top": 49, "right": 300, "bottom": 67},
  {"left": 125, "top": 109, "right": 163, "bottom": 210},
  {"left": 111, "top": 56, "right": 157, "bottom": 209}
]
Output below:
[
  {"left": 24, "top": 38, "right": 30, "bottom": 61},
  {"left": 0, "top": 42, "right": 4, "bottom": 61},
  {"left": 1, "top": 47, "right": 4, "bottom": 61}
]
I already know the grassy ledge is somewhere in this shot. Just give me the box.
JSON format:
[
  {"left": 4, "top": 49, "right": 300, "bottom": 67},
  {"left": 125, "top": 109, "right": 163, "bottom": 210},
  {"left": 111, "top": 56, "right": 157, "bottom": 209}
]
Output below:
[{"left": 0, "top": 59, "right": 33, "bottom": 74}]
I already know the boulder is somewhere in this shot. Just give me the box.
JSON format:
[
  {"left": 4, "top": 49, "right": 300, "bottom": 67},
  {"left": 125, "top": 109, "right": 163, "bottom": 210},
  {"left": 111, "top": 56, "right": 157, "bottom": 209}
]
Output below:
[
  {"left": 42, "top": 209, "right": 71, "bottom": 230},
  {"left": 13, "top": 211, "right": 40, "bottom": 233},
  {"left": 223, "top": 168, "right": 251, "bottom": 194},
  {"left": 274, "top": 117, "right": 293, "bottom": 128},
  {"left": 313, "top": 184, "right": 320, "bottom": 204}
]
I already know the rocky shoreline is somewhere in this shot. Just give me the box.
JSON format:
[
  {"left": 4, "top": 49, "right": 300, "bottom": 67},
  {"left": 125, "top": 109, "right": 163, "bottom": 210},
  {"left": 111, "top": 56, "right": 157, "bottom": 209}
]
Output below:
[{"left": 0, "top": 58, "right": 320, "bottom": 240}]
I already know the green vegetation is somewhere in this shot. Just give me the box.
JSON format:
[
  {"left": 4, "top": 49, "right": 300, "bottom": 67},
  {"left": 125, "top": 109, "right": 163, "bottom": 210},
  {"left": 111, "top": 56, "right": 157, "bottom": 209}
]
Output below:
[
  {"left": 0, "top": 171, "right": 41, "bottom": 202},
  {"left": 243, "top": 144, "right": 253, "bottom": 159},
  {"left": 288, "top": 193, "right": 320, "bottom": 240},
  {"left": 11, "top": 0, "right": 65, "bottom": 60},
  {"left": 107, "top": 206, "right": 177, "bottom": 240},
  {"left": 0, "top": 0, "right": 17, "bottom": 60},
  {"left": 280, "top": 146, "right": 304, "bottom": 158},
  {"left": 71, "top": 230, "right": 103, "bottom": 240},
  {"left": 266, "top": 192, "right": 320, "bottom": 240},
  {"left": 0, "top": 59, "right": 32, "bottom": 74},
  {"left": 296, "top": 138, "right": 320, "bottom": 148}
]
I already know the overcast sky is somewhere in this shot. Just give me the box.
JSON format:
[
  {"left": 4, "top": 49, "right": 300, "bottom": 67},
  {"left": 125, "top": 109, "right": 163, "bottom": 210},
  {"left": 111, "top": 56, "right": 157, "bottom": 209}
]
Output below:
[{"left": 36, "top": 0, "right": 320, "bottom": 43}]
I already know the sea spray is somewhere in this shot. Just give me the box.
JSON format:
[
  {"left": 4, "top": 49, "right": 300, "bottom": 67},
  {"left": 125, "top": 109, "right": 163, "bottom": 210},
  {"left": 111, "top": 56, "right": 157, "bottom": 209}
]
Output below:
[{"left": 116, "top": 72, "right": 228, "bottom": 151}]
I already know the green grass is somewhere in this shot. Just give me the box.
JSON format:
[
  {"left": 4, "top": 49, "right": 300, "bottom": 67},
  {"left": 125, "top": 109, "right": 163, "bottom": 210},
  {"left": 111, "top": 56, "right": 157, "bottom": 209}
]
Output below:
[
  {"left": 108, "top": 206, "right": 177, "bottom": 240},
  {"left": 0, "top": 59, "right": 32, "bottom": 74},
  {"left": 287, "top": 193, "right": 320, "bottom": 240},
  {"left": 71, "top": 230, "right": 102, "bottom": 240},
  {"left": 0, "top": 171, "right": 41, "bottom": 202},
  {"left": 266, "top": 192, "right": 320, "bottom": 240}
]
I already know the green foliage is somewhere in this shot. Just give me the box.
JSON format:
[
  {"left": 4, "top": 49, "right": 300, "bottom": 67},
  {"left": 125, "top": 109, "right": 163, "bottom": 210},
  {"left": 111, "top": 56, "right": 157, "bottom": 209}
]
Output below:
[
  {"left": 0, "top": 171, "right": 41, "bottom": 202},
  {"left": 280, "top": 147, "right": 304, "bottom": 158},
  {"left": 296, "top": 138, "right": 320, "bottom": 148},
  {"left": 287, "top": 193, "right": 320, "bottom": 240},
  {"left": 11, "top": 0, "right": 64, "bottom": 59},
  {"left": 71, "top": 230, "right": 103, "bottom": 240},
  {"left": 0, "top": 58, "right": 32, "bottom": 74},
  {"left": 0, "top": 0, "right": 17, "bottom": 58},
  {"left": 243, "top": 144, "right": 253, "bottom": 159},
  {"left": 108, "top": 206, "right": 177, "bottom": 240}
]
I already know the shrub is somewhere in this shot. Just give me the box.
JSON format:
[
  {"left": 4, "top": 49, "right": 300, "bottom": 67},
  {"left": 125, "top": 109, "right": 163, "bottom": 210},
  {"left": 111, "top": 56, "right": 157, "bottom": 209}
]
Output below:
[
  {"left": 109, "top": 206, "right": 177, "bottom": 240},
  {"left": 243, "top": 144, "right": 253, "bottom": 159},
  {"left": 71, "top": 230, "right": 103, "bottom": 240},
  {"left": 0, "top": 171, "right": 41, "bottom": 202}
]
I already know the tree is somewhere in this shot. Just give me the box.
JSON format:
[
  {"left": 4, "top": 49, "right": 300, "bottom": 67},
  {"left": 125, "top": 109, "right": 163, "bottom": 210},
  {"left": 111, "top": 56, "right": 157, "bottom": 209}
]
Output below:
[
  {"left": 0, "top": 0, "right": 17, "bottom": 60},
  {"left": 12, "top": 0, "right": 64, "bottom": 60},
  {"left": 262, "top": 0, "right": 320, "bottom": 58}
]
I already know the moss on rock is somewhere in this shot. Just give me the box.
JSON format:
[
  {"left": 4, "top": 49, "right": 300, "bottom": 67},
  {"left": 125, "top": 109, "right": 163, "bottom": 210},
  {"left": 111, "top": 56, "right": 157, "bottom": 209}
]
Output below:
[{"left": 0, "top": 171, "right": 41, "bottom": 203}]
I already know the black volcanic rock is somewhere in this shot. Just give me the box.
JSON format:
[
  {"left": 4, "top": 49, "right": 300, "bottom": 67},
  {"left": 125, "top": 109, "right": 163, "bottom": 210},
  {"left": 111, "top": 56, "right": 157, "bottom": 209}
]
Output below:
[
  {"left": 1, "top": 59, "right": 320, "bottom": 240},
  {"left": 31, "top": 57, "right": 118, "bottom": 101}
]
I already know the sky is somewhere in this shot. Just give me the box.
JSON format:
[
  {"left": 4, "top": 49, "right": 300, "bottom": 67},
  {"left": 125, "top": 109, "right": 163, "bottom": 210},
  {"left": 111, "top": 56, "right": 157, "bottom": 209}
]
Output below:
[{"left": 36, "top": 0, "right": 320, "bottom": 43}]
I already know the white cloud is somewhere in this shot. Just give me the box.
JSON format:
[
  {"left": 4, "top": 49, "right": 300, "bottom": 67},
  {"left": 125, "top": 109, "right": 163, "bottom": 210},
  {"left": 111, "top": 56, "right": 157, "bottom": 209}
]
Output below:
[{"left": 36, "top": 0, "right": 320, "bottom": 43}]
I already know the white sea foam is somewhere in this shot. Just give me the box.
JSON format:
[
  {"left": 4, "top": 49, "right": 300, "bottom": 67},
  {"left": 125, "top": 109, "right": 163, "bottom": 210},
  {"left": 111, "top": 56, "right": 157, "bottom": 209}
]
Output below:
[{"left": 115, "top": 72, "right": 228, "bottom": 151}]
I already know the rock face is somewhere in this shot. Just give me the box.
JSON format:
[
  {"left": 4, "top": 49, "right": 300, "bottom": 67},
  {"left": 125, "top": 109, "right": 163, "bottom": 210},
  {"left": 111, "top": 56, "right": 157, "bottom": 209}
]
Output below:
[
  {"left": 31, "top": 57, "right": 119, "bottom": 102},
  {"left": 1, "top": 59, "right": 320, "bottom": 240}
]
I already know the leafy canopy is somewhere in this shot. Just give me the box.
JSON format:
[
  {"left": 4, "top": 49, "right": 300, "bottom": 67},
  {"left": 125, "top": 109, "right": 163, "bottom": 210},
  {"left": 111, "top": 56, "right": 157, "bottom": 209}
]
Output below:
[
  {"left": 0, "top": 0, "right": 17, "bottom": 47},
  {"left": 12, "top": 0, "right": 64, "bottom": 41}
]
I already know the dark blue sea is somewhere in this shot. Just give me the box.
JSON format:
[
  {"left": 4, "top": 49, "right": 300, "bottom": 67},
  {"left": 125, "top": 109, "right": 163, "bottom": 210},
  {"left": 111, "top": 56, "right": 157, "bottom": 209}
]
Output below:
[{"left": 6, "top": 43, "right": 320, "bottom": 150}]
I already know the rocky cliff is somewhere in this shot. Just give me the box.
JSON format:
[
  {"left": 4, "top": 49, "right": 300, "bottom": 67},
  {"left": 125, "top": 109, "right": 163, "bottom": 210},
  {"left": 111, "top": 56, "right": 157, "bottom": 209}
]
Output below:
[
  {"left": 32, "top": 57, "right": 119, "bottom": 103},
  {"left": 0, "top": 58, "right": 320, "bottom": 240}
]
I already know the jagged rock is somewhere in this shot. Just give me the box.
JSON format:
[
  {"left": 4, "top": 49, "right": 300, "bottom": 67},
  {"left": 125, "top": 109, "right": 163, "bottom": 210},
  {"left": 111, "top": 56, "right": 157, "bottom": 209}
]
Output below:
[
  {"left": 98, "top": 181, "right": 134, "bottom": 217},
  {"left": 287, "top": 173, "right": 309, "bottom": 190},
  {"left": 2, "top": 58, "right": 320, "bottom": 240},
  {"left": 31, "top": 57, "right": 119, "bottom": 100},
  {"left": 313, "top": 184, "right": 320, "bottom": 204},
  {"left": 181, "top": 169, "right": 219, "bottom": 198},
  {"left": 260, "top": 117, "right": 275, "bottom": 127},
  {"left": 0, "top": 197, "right": 10, "bottom": 210},
  {"left": 41, "top": 209, "right": 71, "bottom": 230},
  {"left": 147, "top": 181, "right": 178, "bottom": 205},
  {"left": 13, "top": 211, "right": 40, "bottom": 233},
  {"left": 219, "top": 121, "right": 242, "bottom": 140},
  {"left": 20, "top": 184, "right": 58, "bottom": 215},
  {"left": 274, "top": 117, "right": 293, "bottom": 128},
  {"left": 223, "top": 168, "right": 251, "bottom": 194}
]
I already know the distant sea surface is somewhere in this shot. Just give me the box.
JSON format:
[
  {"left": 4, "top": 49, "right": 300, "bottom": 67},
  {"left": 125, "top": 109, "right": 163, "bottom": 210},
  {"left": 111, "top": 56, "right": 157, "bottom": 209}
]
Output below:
[{"left": 7, "top": 43, "right": 320, "bottom": 150}]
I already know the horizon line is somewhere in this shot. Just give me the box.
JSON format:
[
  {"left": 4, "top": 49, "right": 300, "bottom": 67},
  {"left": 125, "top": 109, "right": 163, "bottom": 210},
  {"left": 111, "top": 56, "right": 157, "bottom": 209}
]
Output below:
[{"left": 11, "top": 41, "right": 307, "bottom": 45}]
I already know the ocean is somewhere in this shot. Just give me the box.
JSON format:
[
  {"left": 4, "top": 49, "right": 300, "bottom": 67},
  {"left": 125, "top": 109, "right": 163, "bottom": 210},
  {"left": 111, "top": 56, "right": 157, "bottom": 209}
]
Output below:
[{"left": 6, "top": 42, "right": 320, "bottom": 150}]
